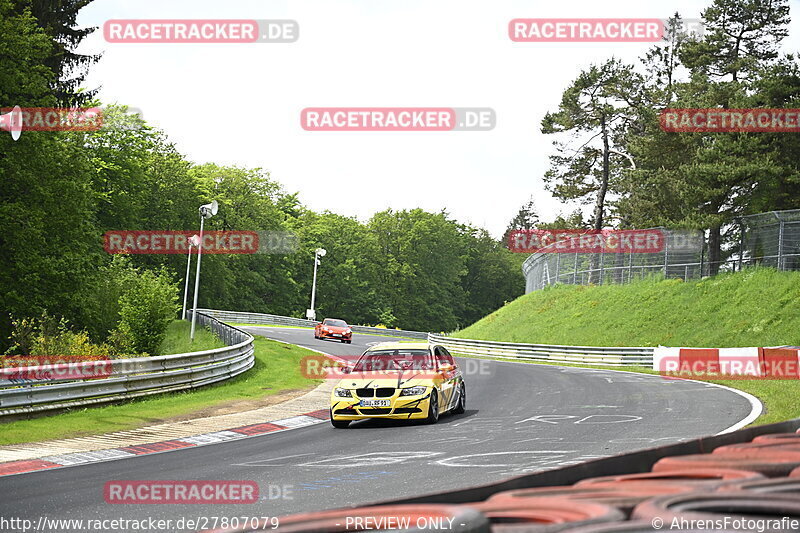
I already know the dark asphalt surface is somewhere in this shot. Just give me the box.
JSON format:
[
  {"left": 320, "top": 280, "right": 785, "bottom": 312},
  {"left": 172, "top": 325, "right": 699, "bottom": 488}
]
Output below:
[{"left": 0, "top": 326, "right": 756, "bottom": 531}]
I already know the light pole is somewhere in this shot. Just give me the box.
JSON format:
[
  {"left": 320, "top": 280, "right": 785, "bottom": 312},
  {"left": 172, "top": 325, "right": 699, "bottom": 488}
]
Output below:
[
  {"left": 190, "top": 200, "right": 218, "bottom": 341},
  {"left": 181, "top": 234, "right": 200, "bottom": 320},
  {"left": 307, "top": 248, "right": 326, "bottom": 321}
]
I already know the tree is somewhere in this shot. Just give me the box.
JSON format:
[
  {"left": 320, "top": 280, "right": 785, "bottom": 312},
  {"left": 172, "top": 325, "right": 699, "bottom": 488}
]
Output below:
[
  {"left": 541, "top": 59, "right": 643, "bottom": 230},
  {"left": 679, "top": 0, "right": 789, "bottom": 83},
  {"left": 502, "top": 197, "right": 539, "bottom": 244},
  {"left": 12, "top": 0, "right": 101, "bottom": 105}
]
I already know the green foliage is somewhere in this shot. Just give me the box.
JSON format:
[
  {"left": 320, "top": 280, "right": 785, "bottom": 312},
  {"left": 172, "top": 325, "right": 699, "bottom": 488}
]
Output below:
[
  {"left": 115, "top": 267, "right": 181, "bottom": 356},
  {"left": 4, "top": 313, "right": 112, "bottom": 359}
]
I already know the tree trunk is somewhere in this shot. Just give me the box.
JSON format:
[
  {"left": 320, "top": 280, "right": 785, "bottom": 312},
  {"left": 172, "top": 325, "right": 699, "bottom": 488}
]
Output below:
[
  {"left": 589, "top": 114, "right": 611, "bottom": 284},
  {"left": 708, "top": 225, "right": 721, "bottom": 276},
  {"left": 592, "top": 115, "right": 610, "bottom": 231}
]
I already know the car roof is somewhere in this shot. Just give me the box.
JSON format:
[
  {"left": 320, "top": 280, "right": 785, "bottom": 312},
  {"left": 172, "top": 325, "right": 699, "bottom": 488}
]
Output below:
[{"left": 365, "top": 342, "right": 432, "bottom": 351}]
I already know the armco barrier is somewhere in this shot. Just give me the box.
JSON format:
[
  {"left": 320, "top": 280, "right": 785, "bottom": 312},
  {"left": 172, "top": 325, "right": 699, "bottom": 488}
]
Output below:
[
  {"left": 198, "top": 308, "right": 429, "bottom": 340},
  {"left": 0, "top": 311, "right": 254, "bottom": 417},
  {"left": 429, "top": 334, "right": 654, "bottom": 366}
]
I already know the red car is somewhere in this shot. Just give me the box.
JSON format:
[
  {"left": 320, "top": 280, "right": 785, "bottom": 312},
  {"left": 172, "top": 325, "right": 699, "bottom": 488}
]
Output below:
[{"left": 314, "top": 318, "right": 352, "bottom": 343}]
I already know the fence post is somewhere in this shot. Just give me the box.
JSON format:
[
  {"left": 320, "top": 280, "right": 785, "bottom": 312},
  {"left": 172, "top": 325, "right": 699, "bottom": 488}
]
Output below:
[
  {"left": 700, "top": 237, "right": 705, "bottom": 277},
  {"left": 663, "top": 232, "right": 669, "bottom": 278},
  {"left": 737, "top": 219, "right": 744, "bottom": 271},
  {"left": 778, "top": 218, "right": 785, "bottom": 270},
  {"left": 599, "top": 249, "right": 605, "bottom": 285},
  {"left": 555, "top": 252, "right": 560, "bottom": 284},
  {"left": 628, "top": 248, "right": 633, "bottom": 283},
  {"left": 573, "top": 252, "right": 578, "bottom": 284}
]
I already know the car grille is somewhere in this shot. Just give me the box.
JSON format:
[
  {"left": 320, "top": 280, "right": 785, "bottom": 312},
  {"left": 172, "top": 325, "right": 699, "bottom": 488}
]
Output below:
[
  {"left": 356, "top": 388, "right": 395, "bottom": 398},
  {"left": 358, "top": 408, "right": 392, "bottom": 415}
]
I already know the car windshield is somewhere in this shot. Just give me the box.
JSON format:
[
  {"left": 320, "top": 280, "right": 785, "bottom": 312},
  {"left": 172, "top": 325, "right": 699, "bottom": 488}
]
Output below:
[
  {"left": 323, "top": 319, "right": 347, "bottom": 327},
  {"left": 352, "top": 349, "right": 434, "bottom": 372}
]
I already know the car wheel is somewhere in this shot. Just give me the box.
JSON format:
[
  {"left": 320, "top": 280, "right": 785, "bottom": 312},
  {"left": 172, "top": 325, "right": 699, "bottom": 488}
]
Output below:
[
  {"left": 340, "top": 339, "right": 346, "bottom": 343},
  {"left": 425, "top": 390, "right": 439, "bottom": 424},
  {"left": 346, "top": 340, "right": 352, "bottom": 344},
  {"left": 452, "top": 383, "right": 466, "bottom": 414},
  {"left": 330, "top": 409, "right": 349, "bottom": 428}
]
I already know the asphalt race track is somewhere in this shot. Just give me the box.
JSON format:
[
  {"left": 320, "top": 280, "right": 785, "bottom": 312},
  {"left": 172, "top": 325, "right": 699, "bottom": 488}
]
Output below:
[{"left": 0, "top": 326, "right": 757, "bottom": 528}]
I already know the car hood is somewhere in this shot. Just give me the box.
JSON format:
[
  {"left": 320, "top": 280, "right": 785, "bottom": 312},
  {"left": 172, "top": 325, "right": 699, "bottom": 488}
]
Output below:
[{"left": 335, "top": 371, "right": 435, "bottom": 389}]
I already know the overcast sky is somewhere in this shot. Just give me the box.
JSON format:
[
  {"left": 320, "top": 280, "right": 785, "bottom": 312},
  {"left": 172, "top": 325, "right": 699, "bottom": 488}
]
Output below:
[{"left": 77, "top": 0, "right": 800, "bottom": 237}]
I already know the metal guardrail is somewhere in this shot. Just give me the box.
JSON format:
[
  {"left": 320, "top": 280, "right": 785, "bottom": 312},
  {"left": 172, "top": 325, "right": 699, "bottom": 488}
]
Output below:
[
  {"left": 198, "top": 308, "right": 429, "bottom": 340},
  {"left": 429, "top": 334, "right": 654, "bottom": 366},
  {"left": 0, "top": 311, "right": 254, "bottom": 417}
]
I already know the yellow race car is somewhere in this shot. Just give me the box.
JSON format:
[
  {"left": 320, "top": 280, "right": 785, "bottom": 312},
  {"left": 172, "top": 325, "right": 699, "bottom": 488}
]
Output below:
[{"left": 329, "top": 342, "right": 466, "bottom": 428}]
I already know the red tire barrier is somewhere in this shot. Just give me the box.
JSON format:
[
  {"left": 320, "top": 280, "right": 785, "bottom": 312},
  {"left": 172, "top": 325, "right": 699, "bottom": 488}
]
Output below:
[
  {"left": 793, "top": 467, "right": 800, "bottom": 478},
  {"left": 712, "top": 441, "right": 800, "bottom": 454},
  {"left": 467, "top": 497, "right": 625, "bottom": 532},
  {"left": 718, "top": 477, "right": 800, "bottom": 495},
  {"left": 631, "top": 492, "right": 800, "bottom": 526},
  {"left": 485, "top": 484, "right": 691, "bottom": 513},
  {"left": 575, "top": 468, "right": 765, "bottom": 488},
  {"left": 204, "top": 505, "right": 490, "bottom": 533},
  {"left": 653, "top": 453, "right": 800, "bottom": 477},
  {"left": 753, "top": 432, "right": 800, "bottom": 443}
]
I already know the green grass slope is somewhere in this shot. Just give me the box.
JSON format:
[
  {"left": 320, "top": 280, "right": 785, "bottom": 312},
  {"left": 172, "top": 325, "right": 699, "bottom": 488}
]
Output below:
[{"left": 456, "top": 268, "right": 800, "bottom": 347}]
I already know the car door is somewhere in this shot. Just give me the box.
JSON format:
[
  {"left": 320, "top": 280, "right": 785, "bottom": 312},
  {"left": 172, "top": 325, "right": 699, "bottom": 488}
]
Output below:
[{"left": 434, "top": 346, "right": 457, "bottom": 410}]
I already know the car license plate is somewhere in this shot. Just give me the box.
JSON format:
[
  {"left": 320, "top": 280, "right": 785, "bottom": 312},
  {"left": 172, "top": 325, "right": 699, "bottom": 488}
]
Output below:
[
  {"left": 360, "top": 399, "right": 390, "bottom": 407},
  {"left": 333, "top": 333, "right": 341, "bottom": 337}
]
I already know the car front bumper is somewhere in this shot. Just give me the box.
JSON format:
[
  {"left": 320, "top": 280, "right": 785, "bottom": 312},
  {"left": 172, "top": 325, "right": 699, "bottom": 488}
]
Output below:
[{"left": 330, "top": 392, "right": 431, "bottom": 420}]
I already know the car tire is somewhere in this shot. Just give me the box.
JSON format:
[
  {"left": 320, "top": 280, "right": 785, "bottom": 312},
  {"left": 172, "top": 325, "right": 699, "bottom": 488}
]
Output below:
[
  {"left": 340, "top": 339, "right": 346, "bottom": 343},
  {"left": 346, "top": 340, "right": 352, "bottom": 344},
  {"left": 452, "top": 383, "right": 466, "bottom": 414},
  {"left": 330, "top": 410, "right": 350, "bottom": 429},
  {"left": 425, "top": 390, "right": 439, "bottom": 424}
]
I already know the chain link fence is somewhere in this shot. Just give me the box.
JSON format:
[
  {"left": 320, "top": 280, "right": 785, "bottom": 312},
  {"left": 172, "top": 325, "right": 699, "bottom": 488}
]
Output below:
[{"left": 522, "top": 209, "right": 800, "bottom": 293}]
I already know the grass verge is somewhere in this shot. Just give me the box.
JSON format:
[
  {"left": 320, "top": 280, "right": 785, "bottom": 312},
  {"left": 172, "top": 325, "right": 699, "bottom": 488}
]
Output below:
[
  {"left": 0, "top": 328, "right": 321, "bottom": 445},
  {"left": 159, "top": 320, "right": 227, "bottom": 354}
]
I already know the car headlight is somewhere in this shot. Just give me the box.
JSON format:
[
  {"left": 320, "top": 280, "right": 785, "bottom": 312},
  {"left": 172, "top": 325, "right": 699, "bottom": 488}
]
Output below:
[
  {"left": 400, "top": 386, "right": 427, "bottom": 396},
  {"left": 344, "top": 328, "right": 351, "bottom": 334},
  {"left": 334, "top": 387, "right": 352, "bottom": 397}
]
